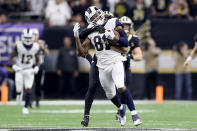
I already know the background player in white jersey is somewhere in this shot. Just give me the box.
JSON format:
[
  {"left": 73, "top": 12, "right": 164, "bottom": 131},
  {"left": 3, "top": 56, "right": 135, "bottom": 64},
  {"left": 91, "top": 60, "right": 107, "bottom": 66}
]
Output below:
[
  {"left": 73, "top": 6, "right": 142, "bottom": 126},
  {"left": 9, "top": 28, "right": 40, "bottom": 114},
  {"left": 30, "top": 28, "right": 50, "bottom": 108}
]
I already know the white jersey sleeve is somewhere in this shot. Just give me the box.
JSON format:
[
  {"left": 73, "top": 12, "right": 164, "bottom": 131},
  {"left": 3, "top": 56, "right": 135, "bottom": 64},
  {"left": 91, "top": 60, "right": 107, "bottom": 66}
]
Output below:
[{"left": 104, "top": 18, "right": 123, "bottom": 30}]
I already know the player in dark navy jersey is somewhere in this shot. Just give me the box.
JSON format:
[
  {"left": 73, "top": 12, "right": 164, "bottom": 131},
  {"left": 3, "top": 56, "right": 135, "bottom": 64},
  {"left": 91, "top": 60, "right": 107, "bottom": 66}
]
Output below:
[
  {"left": 120, "top": 16, "right": 142, "bottom": 86},
  {"left": 115, "top": 16, "right": 143, "bottom": 120}
]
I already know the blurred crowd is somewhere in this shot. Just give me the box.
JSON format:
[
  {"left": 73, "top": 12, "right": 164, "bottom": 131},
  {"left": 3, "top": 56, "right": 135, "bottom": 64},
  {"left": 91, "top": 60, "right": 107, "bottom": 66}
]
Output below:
[
  {"left": 142, "top": 38, "right": 193, "bottom": 100},
  {"left": 1, "top": 0, "right": 197, "bottom": 26}
]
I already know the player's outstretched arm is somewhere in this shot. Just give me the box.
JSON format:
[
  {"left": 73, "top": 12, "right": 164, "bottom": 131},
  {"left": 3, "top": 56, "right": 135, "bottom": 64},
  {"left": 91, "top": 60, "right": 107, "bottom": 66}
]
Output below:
[
  {"left": 131, "top": 36, "right": 143, "bottom": 61},
  {"left": 184, "top": 42, "right": 197, "bottom": 67},
  {"left": 132, "top": 47, "right": 143, "bottom": 61},
  {"left": 79, "top": 25, "right": 105, "bottom": 39},
  {"left": 73, "top": 23, "right": 91, "bottom": 57},
  {"left": 184, "top": 34, "right": 197, "bottom": 67}
]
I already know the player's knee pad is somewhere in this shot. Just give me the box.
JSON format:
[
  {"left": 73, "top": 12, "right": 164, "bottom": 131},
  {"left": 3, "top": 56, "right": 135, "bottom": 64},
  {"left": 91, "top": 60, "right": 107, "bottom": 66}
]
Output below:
[{"left": 106, "top": 92, "right": 116, "bottom": 99}]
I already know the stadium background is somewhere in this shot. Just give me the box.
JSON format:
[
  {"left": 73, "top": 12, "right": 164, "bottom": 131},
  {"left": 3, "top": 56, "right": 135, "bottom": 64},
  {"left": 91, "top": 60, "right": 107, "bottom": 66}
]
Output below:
[{"left": 0, "top": 0, "right": 197, "bottom": 100}]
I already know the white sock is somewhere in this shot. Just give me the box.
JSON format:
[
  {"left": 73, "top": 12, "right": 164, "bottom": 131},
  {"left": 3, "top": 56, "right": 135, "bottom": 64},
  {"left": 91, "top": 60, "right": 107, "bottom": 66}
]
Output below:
[
  {"left": 131, "top": 110, "right": 137, "bottom": 116},
  {"left": 119, "top": 105, "right": 123, "bottom": 110}
]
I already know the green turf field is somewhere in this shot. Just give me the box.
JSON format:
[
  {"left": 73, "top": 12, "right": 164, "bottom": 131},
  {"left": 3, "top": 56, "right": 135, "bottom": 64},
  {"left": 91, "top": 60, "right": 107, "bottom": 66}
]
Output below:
[{"left": 0, "top": 100, "right": 197, "bottom": 130}]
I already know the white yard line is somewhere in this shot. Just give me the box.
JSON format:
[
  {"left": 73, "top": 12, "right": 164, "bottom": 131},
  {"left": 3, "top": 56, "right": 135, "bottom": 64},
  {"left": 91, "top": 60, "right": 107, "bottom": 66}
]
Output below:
[
  {"left": 1, "top": 100, "right": 197, "bottom": 106},
  {"left": 1, "top": 127, "right": 197, "bottom": 131},
  {"left": 31, "top": 109, "right": 156, "bottom": 114}
]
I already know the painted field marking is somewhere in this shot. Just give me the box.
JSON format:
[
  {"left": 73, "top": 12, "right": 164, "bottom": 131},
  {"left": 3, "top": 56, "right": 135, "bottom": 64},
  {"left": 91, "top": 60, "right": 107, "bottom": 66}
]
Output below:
[
  {"left": 2, "top": 100, "right": 197, "bottom": 106},
  {"left": 31, "top": 109, "right": 156, "bottom": 114}
]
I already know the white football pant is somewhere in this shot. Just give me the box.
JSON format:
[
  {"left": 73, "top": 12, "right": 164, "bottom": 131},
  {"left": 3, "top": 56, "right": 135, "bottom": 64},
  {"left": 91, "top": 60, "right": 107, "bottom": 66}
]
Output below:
[
  {"left": 15, "top": 68, "right": 35, "bottom": 93},
  {"left": 99, "top": 61, "right": 125, "bottom": 99}
]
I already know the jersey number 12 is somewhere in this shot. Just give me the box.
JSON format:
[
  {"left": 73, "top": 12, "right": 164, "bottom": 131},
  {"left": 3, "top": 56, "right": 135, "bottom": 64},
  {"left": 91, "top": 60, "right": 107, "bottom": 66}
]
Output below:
[{"left": 21, "top": 54, "right": 33, "bottom": 64}]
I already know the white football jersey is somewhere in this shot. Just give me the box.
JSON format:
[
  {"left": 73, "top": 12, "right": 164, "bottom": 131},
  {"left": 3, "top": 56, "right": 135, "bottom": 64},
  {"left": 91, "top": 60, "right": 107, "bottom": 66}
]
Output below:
[
  {"left": 88, "top": 18, "right": 126, "bottom": 69},
  {"left": 15, "top": 41, "right": 40, "bottom": 69}
]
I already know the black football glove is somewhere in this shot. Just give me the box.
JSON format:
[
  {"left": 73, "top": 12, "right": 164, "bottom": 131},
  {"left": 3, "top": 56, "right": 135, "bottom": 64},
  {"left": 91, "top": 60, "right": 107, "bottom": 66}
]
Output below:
[
  {"left": 79, "top": 27, "right": 95, "bottom": 39},
  {"left": 79, "top": 25, "right": 105, "bottom": 39},
  {"left": 94, "top": 25, "right": 105, "bottom": 33}
]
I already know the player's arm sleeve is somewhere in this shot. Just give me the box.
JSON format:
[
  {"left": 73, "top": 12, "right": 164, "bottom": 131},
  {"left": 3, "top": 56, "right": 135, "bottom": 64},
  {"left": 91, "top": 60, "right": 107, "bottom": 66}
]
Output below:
[
  {"left": 115, "top": 19, "right": 129, "bottom": 47},
  {"left": 79, "top": 27, "right": 96, "bottom": 39},
  {"left": 117, "top": 29, "right": 129, "bottom": 47},
  {"left": 130, "top": 36, "right": 140, "bottom": 51}
]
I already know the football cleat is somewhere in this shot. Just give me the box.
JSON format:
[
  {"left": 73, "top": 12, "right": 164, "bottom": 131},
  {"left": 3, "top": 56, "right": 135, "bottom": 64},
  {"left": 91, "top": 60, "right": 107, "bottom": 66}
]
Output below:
[
  {"left": 22, "top": 107, "right": 29, "bottom": 114},
  {"left": 118, "top": 104, "right": 126, "bottom": 126},
  {"left": 132, "top": 114, "right": 142, "bottom": 126},
  {"left": 81, "top": 115, "right": 89, "bottom": 127}
]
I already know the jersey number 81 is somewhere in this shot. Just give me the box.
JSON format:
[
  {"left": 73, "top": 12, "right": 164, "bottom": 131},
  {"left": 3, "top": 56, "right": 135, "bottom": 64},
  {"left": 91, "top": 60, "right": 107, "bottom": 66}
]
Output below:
[{"left": 93, "top": 35, "right": 110, "bottom": 51}]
